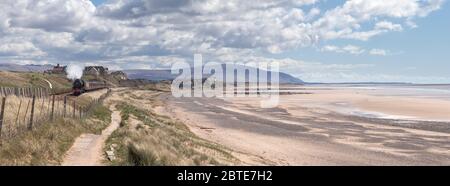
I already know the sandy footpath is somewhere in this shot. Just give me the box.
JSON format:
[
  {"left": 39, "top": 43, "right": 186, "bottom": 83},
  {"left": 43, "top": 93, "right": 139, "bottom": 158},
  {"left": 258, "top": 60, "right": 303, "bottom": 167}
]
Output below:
[{"left": 62, "top": 104, "right": 121, "bottom": 166}]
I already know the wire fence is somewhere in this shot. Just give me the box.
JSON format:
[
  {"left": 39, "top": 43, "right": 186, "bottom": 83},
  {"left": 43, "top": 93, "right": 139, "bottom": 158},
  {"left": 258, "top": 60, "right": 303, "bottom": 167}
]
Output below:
[
  {"left": 0, "top": 87, "right": 51, "bottom": 98},
  {"left": 0, "top": 86, "right": 74, "bottom": 98},
  {"left": 0, "top": 88, "right": 111, "bottom": 143}
]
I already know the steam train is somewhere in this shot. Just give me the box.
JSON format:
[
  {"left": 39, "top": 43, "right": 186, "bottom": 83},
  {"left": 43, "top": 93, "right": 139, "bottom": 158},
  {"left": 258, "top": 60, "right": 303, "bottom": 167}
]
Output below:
[{"left": 72, "top": 79, "right": 108, "bottom": 96}]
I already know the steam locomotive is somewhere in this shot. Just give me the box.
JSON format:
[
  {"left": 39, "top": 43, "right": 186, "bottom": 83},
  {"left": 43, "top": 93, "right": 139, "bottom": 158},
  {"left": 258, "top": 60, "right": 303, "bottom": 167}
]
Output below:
[{"left": 72, "top": 79, "right": 108, "bottom": 96}]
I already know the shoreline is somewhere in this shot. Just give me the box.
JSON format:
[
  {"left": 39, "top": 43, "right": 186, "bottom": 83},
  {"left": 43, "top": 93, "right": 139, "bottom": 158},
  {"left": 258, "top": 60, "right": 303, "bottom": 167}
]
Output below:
[{"left": 159, "top": 85, "right": 450, "bottom": 165}]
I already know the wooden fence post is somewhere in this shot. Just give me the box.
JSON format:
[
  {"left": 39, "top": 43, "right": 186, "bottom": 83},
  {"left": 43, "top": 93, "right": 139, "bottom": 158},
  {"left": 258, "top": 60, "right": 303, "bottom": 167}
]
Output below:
[
  {"left": 15, "top": 100, "right": 22, "bottom": 128},
  {"left": 73, "top": 101, "right": 76, "bottom": 118},
  {"left": 63, "top": 96, "right": 67, "bottom": 118},
  {"left": 0, "top": 97, "right": 7, "bottom": 143},
  {"left": 56, "top": 99, "right": 60, "bottom": 117},
  {"left": 46, "top": 98, "right": 51, "bottom": 117},
  {"left": 39, "top": 98, "right": 45, "bottom": 121},
  {"left": 28, "top": 95, "right": 36, "bottom": 130},
  {"left": 51, "top": 95, "right": 55, "bottom": 120},
  {"left": 22, "top": 100, "right": 31, "bottom": 129}
]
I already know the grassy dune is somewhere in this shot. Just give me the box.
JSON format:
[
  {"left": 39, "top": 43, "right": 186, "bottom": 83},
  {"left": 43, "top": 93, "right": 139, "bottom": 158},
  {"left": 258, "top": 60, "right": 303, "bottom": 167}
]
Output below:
[
  {"left": 0, "top": 104, "right": 111, "bottom": 165},
  {"left": 0, "top": 88, "right": 109, "bottom": 139},
  {"left": 0, "top": 71, "right": 71, "bottom": 91},
  {"left": 104, "top": 102, "right": 239, "bottom": 166},
  {"left": 0, "top": 96, "right": 78, "bottom": 138}
]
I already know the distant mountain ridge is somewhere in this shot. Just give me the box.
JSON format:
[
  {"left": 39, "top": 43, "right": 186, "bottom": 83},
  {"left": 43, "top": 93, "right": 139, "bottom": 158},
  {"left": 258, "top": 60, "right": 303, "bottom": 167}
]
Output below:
[
  {"left": 0, "top": 63, "right": 53, "bottom": 72},
  {"left": 0, "top": 63, "right": 305, "bottom": 84},
  {"left": 124, "top": 64, "right": 304, "bottom": 84}
]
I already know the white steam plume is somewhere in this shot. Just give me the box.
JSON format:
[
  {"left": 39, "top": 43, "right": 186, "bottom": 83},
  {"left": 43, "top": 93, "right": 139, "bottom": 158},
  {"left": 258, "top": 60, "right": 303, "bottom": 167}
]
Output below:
[{"left": 66, "top": 64, "right": 84, "bottom": 80}]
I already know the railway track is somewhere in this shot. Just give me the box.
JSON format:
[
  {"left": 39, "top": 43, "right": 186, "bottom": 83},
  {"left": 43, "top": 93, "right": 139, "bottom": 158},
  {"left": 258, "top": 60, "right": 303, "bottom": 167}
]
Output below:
[{"left": 51, "top": 87, "right": 109, "bottom": 97}]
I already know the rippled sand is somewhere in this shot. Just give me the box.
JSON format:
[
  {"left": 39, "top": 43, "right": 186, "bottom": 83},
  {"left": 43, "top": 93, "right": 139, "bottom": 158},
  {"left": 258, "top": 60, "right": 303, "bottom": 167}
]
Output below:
[{"left": 159, "top": 84, "right": 450, "bottom": 165}]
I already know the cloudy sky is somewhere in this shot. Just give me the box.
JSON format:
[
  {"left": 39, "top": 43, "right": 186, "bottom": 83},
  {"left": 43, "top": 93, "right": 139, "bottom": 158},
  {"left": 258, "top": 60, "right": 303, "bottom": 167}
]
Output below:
[{"left": 0, "top": 0, "right": 449, "bottom": 83}]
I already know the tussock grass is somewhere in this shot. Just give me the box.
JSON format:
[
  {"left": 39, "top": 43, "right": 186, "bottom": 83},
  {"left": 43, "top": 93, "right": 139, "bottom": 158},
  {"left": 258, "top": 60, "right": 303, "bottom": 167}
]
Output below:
[
  {"left": 0, "top": 104, "right": 111, "bottom": 165},
  {"left": 1, "top": 95, "right": 78, "bottom": 139},
  {"left": 0, "top": 71, "right": 71, "bottom": 90},
  {"left": 105, "top": 103, "right": 238, "bottom": 166},
  {"left": 0, "top": 90, "right": 103, "bottom": 140},
  {"left": 140, "top": 82, "right": 171, "bottom": 92}
]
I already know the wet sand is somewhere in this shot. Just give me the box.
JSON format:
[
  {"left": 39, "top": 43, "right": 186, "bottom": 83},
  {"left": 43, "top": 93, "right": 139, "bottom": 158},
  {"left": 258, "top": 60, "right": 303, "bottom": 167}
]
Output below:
[{"left": 159, "top": 85, "right": 450, "bottom": 165}]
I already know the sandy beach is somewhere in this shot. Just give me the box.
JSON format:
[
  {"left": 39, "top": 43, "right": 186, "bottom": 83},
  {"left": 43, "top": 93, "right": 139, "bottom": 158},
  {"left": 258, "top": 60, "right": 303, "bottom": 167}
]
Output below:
[{"left": 158, "top": 84, "right": 450, "bottom": 165}]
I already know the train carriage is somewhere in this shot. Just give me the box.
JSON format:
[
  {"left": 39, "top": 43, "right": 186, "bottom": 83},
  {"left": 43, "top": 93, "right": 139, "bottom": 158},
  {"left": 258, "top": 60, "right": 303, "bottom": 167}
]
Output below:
[{"left": 72, "top": 79, "right": 107, "bottom": 96}]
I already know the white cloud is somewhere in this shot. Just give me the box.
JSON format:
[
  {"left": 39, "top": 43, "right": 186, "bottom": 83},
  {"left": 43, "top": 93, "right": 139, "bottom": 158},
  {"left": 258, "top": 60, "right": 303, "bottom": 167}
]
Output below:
[
  {"left": 0, "top": 0, "right": 445, "bottom": 83},
  {"left": 299, "top": 72, "right": 450, "bottom": 84},
  {"left": 406, "top": 19, "right": 418, "bottom": 28},
  {"left": 313, "top": 0, "right": 442, "bottom": 40},
  {"left": 321, "top": 45, "right": 340, "bottom": 52},
  {"left": 6, "top": 0, "right": 95, "bottom": 32},
  {"left": 322, "top": 45, "right": 393, "bottom": 56},
  {"left": 321, "top": 45, "right": 365, "bottom": 55},
  {"left": 0, "top": 40, "right": 45, "bottom": 57},
  {"left": 375, "top": 21, "right": 403, "bottom": 31},
  {"left": 342, "top": 45, "right": 365, "bottom": 55},
  {"left": 306, "top": 7, "right": 321, "bottom": 20},
  {"left": 369, "top": 49, "right": 388, "bottom": 56}
]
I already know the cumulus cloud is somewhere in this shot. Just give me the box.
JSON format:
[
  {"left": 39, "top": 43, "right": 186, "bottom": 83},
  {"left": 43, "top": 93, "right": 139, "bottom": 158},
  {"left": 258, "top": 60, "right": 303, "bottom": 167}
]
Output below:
[
  {"left": 0, "top": 0, "right": 445, "bottom": 82},
  {"left": 369, "top": 49, "right": 388, "bottom": 56},
  {"left": 0, "top": 40, "right": 45, "bottom": 57},
  {"left": 321, "top": 45, "right": 365, "bottom": 55},
  {"left": 313, "top": 0, "right": 442, "bottom": 40},
  {"left": 375, "top": 21, "right": 403, "bottom": 31},
  {"left": 299, "top": 72, "right": 450, "bottom": 84},
  {"left": 6, "top": 0, "right": 95, "bottom": 32},
  {"left": 321, "top": 45, "right": 394, "bottom": 57}
]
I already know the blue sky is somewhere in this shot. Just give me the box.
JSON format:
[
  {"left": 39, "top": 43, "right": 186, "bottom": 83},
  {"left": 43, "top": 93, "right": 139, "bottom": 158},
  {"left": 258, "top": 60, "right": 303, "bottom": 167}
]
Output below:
[
  {"left": 90, "top": 0, "right": 106, "bottom": 6},
  {"left": 91, "top": 0, "right": 450, "bottom": 82},
  {"left": 0, "top": 0, "right": 449, "bottom": 83},
  {"left": 271, "top": 1, "right": 450, "bottom": 82}
]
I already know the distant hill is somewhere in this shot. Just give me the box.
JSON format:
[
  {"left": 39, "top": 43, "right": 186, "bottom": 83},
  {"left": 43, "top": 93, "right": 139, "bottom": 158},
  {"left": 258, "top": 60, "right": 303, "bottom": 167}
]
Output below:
[
  {"left": 124, "top": 64, "right": 304, "bottom": 84},
  {"left": 0, "top": 63, "right": 304, "bottom": 84},
  {"left": 124, "top": 69, "right": 178, "bottom": 81},
  {"left": 0, "top": 63, "right": 53, "bottom": 72}
]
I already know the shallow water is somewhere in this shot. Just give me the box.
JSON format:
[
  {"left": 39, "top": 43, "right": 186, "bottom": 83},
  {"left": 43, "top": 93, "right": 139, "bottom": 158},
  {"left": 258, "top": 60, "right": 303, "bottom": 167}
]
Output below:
[{"left": 292, "top": 84, "right": 450, "bottom": 122}]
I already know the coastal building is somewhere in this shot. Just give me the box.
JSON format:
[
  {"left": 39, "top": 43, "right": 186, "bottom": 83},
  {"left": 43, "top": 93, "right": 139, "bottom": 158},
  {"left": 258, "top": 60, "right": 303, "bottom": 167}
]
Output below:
[
  {"left": 111, "top": 71, "right": 128, "bottom": 80},
  {"left": 45, "top": 64, "right": 67, "bottom": 74},
  {"left": 84, "top": 66, "right": 109, "bottom": 76}
]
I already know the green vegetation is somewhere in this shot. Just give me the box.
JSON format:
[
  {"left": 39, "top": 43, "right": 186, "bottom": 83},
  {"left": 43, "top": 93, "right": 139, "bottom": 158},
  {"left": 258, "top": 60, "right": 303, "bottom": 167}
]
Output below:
[
  {"left": 0, "top": 71, "right": 72, "bottom": 93},
  {"left": 105, "top": 103, "right": 237, "bottom": 166},
  {"left": 82, "top": 74, "right": 123, "bottom": 87},
  {"left": 0, "top": 71, "right": 122, "bottom": 93},
  {"left": 0, "top": 104, "right": 111, "bottom": 165},
  {"left": 140, "top": 81, "right": 171, "bottom": 92}
]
